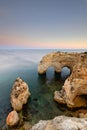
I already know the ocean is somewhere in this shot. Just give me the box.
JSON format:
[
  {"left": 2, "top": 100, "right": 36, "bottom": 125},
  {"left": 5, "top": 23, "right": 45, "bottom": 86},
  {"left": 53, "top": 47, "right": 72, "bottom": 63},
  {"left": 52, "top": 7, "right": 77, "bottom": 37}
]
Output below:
[{"left": 0, "top": 49, "right": 86, "bottom": 127}]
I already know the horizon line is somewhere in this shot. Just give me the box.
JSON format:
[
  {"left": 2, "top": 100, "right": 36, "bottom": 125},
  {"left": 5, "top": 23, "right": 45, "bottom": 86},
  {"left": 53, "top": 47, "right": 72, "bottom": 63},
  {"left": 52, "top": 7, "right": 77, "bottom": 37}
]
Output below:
[{"left": 0, "top": 47, "right": 87, "bottom": 50}]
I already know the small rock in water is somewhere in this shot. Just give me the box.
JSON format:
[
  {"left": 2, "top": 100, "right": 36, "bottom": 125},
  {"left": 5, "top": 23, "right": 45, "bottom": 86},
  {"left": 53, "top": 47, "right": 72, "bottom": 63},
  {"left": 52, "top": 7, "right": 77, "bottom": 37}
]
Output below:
[
  {"left": 6, "top": 110, "right": 19, "bottom": 127},
  {"left": 11, "top": 77, "right": 31, "bottom": 111}
]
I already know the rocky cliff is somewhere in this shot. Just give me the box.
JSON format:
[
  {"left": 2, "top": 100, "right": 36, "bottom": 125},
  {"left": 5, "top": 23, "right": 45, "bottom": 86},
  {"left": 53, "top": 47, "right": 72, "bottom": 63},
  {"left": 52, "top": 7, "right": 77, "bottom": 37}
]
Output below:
[{"left": 38, "top": 52, "right": 87, "bottom": 108}]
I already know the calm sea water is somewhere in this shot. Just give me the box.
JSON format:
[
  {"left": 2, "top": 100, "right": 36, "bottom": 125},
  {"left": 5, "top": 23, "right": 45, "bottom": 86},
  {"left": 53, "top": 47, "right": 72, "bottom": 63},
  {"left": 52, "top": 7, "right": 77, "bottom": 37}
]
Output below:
[{"left": 0, "top": 49, "right": 86, "bottom": 127}]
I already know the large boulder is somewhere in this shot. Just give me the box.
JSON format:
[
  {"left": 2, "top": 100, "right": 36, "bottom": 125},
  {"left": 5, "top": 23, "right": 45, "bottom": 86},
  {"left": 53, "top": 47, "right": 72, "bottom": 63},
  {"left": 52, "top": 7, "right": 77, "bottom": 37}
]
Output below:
[
  {"left": 6, "top": 110, "right": 19, "bottom": 127},
  {"left": 11, "top": 77, "right": 31, "bottom": 111},
  {"left": 31, "top": 115, "right": 87, "bottom": 130}
]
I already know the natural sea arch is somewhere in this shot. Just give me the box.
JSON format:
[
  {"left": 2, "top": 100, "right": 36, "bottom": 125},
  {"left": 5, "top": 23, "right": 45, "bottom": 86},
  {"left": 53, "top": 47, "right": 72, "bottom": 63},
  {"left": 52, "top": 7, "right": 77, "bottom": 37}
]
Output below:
[{"left": 39, "top": 66, "right": 71, "bottom": 82}]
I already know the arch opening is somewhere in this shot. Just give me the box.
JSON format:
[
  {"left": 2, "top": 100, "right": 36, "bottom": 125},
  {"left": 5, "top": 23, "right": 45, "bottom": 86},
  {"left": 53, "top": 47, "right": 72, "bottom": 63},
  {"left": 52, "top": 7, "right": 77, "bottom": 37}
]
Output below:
[
  {"left": 61, "top": 67, "right": 71, "bottom": 80},
  {"left": 46, "top": 67, "right": 55, "bottom": 82}
]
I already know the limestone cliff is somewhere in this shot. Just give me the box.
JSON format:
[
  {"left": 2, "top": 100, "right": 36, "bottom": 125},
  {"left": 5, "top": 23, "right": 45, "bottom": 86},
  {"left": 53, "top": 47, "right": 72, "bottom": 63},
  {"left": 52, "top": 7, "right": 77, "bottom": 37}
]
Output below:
[{"left": 38, "top": 52, "right": 87, "bottom": 108}]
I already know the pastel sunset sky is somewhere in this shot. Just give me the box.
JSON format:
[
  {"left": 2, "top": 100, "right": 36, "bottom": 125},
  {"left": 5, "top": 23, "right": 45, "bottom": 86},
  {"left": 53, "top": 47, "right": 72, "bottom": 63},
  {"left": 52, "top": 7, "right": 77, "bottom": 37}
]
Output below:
[{"left": 0, "top": 0, "right": 87, "bottom": 49}]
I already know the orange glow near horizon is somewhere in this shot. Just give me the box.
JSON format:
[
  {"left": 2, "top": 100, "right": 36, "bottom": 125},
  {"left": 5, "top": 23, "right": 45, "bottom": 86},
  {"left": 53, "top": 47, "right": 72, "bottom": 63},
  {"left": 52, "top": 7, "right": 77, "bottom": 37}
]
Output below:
[
  {"left": 0, "top": 0, "right": 87, "bottom": 49},
  {"left": 0, "top": 33, "right": 87, "bottom": 49}
]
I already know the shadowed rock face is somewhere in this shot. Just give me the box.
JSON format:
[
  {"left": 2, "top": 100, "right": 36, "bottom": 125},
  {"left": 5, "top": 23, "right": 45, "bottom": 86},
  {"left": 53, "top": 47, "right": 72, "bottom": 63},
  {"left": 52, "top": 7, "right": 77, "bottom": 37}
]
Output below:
[{"left": 38, "top": 52, "right": 87, "bottom": 108}]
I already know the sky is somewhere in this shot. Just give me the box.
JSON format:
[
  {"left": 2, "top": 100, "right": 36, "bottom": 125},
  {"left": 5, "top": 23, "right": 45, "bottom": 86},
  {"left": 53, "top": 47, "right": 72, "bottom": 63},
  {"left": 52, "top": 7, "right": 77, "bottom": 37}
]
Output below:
[{"left": 0, "top": 0, "right": 87, "bottom": 49}]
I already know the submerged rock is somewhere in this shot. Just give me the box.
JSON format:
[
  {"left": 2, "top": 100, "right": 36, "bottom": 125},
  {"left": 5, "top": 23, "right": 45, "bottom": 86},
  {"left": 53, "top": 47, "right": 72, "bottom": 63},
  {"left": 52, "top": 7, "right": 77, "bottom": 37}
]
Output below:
[
  {"left": 6, "top": 110, "right": 19, "bottom": 127},
  {"left": 31, "top": 115, "right": 87, "bottom": 130},
  {"left": 11, "top": 77, "right": 31, "bottom": 111}
]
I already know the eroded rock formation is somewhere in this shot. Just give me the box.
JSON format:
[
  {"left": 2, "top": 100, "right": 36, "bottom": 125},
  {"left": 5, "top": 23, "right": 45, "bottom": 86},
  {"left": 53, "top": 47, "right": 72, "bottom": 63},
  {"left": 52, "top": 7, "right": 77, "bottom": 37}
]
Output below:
[
  {"left": 38, "top": 52, "right": 87, "bottom": 108},
  {"left": 11, "top": 77, "right": 31, "bottom": 111},
  {"left": 31, "top": 115, "right": 87, "bottom": 130},
  {"left": 38, "top": 52, "right": 80, "bottom": 74}
]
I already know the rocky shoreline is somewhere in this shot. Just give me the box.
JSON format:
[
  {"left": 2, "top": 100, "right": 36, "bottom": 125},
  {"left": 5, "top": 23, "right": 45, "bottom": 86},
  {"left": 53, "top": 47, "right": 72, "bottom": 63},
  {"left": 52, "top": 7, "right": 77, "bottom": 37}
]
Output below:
[
  {"left": 31, "top": 115, "right": 87, "bottom": 130},
  {"left": 1, "top": 52, "right": 87, "bottom": 130},
  {"left": 38, "top": 52, "right": 87, "bottom": 108}
]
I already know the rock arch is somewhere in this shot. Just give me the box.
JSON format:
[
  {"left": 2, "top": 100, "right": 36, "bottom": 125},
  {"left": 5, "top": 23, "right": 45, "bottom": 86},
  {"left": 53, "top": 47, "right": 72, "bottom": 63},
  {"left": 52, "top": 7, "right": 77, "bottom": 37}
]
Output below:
[
  {"left": 38, "top": 52, "right": 87, "bottom": 108},
  {"left": 38, "top": 52, "right": 78, "bottom": 75}
]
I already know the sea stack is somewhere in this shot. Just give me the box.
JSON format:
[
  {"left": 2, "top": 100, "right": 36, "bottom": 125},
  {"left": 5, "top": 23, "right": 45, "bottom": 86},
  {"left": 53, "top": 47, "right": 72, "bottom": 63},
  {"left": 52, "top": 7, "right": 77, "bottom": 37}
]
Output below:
[{"left": 10, "top": 77, "right": 31, "bottom": 111}]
